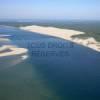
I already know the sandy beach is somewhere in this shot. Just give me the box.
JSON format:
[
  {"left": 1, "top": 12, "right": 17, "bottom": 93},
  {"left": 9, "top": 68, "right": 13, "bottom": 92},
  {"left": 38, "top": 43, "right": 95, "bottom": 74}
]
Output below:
[
  {"left": 20, "top": 25, "right": 100, "bottom": 52},
  {"left": 0, "top": 36, "right": 28, "bottom": 58},
  {"left": 0, "top": 45, "right": 28, "bottom": 57}
]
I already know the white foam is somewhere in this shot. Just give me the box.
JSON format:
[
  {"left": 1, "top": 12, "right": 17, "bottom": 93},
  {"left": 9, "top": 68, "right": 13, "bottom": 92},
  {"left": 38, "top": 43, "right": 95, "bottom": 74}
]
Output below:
[
  {"left": 21, "top": 55, "right": 28, "bottom": 60},
  {"left": 0, "top": 35, "right": 11, "bottom": 37}
]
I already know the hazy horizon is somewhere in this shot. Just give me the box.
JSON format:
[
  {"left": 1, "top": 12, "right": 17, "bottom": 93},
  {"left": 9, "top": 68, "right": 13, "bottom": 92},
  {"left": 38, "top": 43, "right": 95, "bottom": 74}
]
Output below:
[{"left": 0, "top": 0, "right": 100, "bottom": 20}]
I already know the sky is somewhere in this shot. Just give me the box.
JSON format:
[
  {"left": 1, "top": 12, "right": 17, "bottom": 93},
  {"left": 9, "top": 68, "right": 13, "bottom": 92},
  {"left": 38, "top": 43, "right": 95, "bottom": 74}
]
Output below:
[{"left": 0, "top": 0, "right": 100, "bottom": 20}]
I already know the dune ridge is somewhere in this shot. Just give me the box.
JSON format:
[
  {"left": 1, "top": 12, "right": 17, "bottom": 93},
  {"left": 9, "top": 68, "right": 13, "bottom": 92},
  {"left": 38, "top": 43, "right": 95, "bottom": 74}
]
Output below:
[{"left": 20, "top": 25, "right": 100, "bottom": 52}]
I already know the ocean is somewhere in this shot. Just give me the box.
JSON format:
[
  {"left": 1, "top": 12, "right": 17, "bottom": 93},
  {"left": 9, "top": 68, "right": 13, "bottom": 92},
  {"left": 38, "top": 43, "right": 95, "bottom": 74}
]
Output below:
[{"left": 0, "top": 20, "right": 100, "bottom": 100}]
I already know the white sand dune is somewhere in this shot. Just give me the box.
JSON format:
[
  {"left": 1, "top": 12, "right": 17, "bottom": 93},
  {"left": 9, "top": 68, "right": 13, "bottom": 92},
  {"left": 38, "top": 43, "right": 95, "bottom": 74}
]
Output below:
[{"left": 20, "top": 25, "right": 100, "bottom": 52}]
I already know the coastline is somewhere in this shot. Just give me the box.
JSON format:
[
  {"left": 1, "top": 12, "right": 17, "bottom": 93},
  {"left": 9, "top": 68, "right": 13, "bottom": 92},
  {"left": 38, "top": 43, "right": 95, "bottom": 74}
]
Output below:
[
  {"left": 0, "top": 36, "right": 28, "bottom": 58},
  {"left": 0, "top": 35, "right": 28, "bottom": 70},
  {"left": 0, "top": 45, "right": 28, "bottom": 57},
  {"left": 20, "top": 25, "right": 100, "bottom": 52}
]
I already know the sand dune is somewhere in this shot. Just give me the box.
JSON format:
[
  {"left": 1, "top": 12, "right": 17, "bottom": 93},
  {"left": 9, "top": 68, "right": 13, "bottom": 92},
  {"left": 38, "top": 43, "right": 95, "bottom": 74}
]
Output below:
[{"left": 20, "top": 25, "right": 100, "bottom": 52}]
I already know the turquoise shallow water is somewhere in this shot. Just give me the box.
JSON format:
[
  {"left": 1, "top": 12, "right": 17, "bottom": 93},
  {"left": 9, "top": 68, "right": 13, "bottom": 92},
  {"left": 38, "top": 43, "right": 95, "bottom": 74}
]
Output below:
[{"left": 0, "top": 26, "right": 100, "bottom": 100}]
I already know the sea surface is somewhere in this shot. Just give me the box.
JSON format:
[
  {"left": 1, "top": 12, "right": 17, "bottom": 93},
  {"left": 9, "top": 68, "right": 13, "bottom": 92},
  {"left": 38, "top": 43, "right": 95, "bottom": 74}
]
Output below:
[{"left": 0, "top": 22, "right": 100, "bottom": 100}]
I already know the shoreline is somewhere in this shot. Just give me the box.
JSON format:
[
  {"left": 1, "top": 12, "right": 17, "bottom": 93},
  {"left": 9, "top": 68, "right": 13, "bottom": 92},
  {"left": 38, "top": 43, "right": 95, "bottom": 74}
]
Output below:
[
  {"left": 0, "top": 45, "right": 28, "bottom": 57},
  {"left": 0, "top": 36, "right": 28, "bottom": 58},
  {"left": 0, "top": 36, "right": 28, "bottom": 70},
  {"left": 20, "top": 25, "right": 100, "bottom": 52}
]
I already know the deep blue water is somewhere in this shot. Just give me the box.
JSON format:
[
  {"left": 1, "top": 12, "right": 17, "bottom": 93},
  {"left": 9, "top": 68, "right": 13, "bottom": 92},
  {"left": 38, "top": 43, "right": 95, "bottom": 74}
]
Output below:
[{"left": 0, "top": 26, "right": 100, "bottom": 100}]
